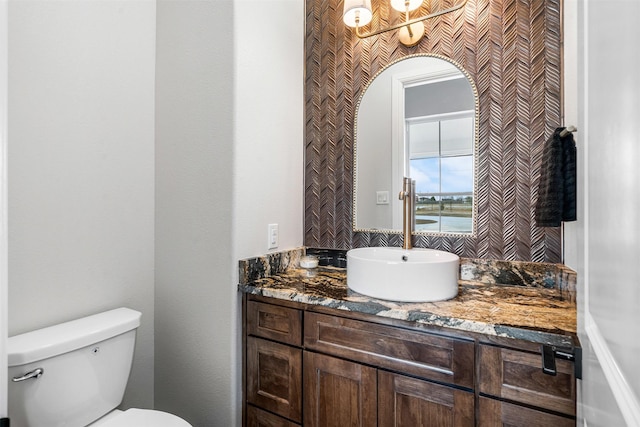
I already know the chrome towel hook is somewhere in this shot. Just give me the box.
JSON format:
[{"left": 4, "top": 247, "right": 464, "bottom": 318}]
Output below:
[{"left": 560, "top": 125, "right": 577, "bottom": 137}]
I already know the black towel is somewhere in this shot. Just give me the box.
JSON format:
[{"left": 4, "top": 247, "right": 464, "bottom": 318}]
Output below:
[{"left": 535, "top": 127, "right": 577, "bottom": 227}]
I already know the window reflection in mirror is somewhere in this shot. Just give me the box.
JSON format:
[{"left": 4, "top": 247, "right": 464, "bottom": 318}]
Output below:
[
  {"left": 354, "top": 55, "right": 478, "bottom": 236},
  {"left": 407, "top": 112, "right": 474, "bottom": 233}
]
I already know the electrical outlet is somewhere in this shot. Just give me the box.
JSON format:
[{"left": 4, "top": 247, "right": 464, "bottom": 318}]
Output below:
[{"left": 268, "top": 223, "right": 279, "bottom": 249}]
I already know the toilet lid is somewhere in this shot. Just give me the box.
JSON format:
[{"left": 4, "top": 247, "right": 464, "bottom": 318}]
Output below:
[{"left": 94, "top": 408, "right": 192, "bottom": 427}]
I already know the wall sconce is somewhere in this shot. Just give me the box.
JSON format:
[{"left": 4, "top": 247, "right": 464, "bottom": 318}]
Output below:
[{"left": 343, "top": 0, "right": 468, "bottom": 47}]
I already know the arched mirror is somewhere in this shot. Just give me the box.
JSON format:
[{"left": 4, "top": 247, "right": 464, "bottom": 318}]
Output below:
[{"left": 353, "top": 54, "right": 478, "bottom": 236}]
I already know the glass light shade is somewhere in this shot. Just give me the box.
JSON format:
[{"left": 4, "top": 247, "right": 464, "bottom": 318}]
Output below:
[
  {"left": 390, "top": 0, "right": 423, "bottom": 12},
  {"left": 343, "top": 0, "right": 372, "bottom": 27}
]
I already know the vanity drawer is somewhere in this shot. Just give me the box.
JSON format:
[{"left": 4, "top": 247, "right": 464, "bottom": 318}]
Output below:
[
  {"left": 246, "top": 405, "right": 300, "bottom": 427},
  {"left": 247, "top": 301, "right": 302, "bottom": 347},
  {"left": 478, "top": 344, "right": 576, "bottom": 416},
  {"left": 477, "top": 396, "right": 574, "bottom": 426},
  {"left": 304, "top": 312, "right": 474, "bottom": 389}
]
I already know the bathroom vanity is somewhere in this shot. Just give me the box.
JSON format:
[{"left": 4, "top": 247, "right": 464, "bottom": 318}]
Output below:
[{"left": 239, "top": 249, "right": 579, "bottom": 427}]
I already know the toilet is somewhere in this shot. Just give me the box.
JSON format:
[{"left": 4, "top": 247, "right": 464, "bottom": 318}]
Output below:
[{"left": 7, "top": 308, "right": 192, "bottom": 427}]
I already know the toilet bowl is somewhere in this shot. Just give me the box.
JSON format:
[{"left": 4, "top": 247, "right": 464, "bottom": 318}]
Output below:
[
  {"left": 89, "top": 409, "right": 191, "bottom": 427},
  {"left": 8, "top": 308, "right": 192, "bottom": 427}
]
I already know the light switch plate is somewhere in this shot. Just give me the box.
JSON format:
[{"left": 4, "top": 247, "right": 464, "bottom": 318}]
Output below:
[
  {"left": 268, "top": 223, "right": 279, "bottom": 249},
  {"left": 376, "top": 191, "right": 390, "bottom": 205}
]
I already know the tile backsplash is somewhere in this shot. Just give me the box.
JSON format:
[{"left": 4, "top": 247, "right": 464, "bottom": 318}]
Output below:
[{"left": 304, "top": 0, "right": 563, "bottom": 263}]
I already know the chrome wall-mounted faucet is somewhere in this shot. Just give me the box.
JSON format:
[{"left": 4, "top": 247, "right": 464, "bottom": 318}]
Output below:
[{"left": 398, "top": 177, "right": 416, "bottom": 250}]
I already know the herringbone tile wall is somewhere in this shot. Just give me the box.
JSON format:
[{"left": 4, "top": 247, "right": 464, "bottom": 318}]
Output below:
[{"left": 304, "top": 0, "right": 562, "bottom": 262}]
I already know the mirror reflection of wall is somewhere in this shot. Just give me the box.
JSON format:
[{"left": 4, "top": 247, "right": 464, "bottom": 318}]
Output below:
[{"left": 354, "top": 55, "right": 478, "bottom": 236}]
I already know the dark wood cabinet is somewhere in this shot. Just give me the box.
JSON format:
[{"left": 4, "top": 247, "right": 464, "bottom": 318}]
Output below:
[
  {"left": 247, "top": 300, "right": 302, "bottom": 347},
  {"left": 305, "top": 311, "right": 475, "bottom": 389},
  {"left": 246, "top": 405, "right": 300, "bottom": 427},
  {"left": 478, "top": 343, "right": 576, "bottom": 418},
  {"left": 303, "top": 351, "right": 377, "bottom": 427},
  {"left": 245, "top": 299, "right": 304, "bottom": 424},
  {"left": 477, "top": 396, "right": 575, "bottom": 427},
  {"left": 303, "top": 352, "right": 475, "bottom": 427},
  {"left": 378, "top": 371, "right": 474, "bottom": 426},
  {"left": 243, "top": 295, "right": 577, "bottom": 426},
  {"left": 246, "top": 337, "right": 302, "bottom": 423}
]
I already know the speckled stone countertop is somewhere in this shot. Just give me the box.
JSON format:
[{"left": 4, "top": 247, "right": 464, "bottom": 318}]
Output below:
[{"left": 238, "top": 248, "right": 578, "bottom": 348}]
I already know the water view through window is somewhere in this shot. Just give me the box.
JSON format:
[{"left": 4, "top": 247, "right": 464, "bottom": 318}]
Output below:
[{"left": 408, "top": 114, "right": 474, "bottom": 233}]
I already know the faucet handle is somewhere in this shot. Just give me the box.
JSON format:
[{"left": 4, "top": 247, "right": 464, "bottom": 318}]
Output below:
[{"left": 399, "top": 176, "right": 413, "bottom": 200}]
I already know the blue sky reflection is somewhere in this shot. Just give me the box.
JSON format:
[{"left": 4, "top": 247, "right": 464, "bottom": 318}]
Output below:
[{"left": 410, "top": 155, "right": 473, "bottom": 194}]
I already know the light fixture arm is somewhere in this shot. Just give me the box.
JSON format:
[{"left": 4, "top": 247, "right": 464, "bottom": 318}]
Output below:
[
  {"left": 404, "top": 9, "right": 414, "bottom": 38},
  {"left": 354, "top": 0, "right": 468, "bottom": 40}
]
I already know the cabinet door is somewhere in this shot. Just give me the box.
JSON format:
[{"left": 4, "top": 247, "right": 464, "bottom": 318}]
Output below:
[
  {"left": 246, "top": 405, "right": 300, "bottom": 427},
  {"left": 477, "top": 396, "right": 575, "bottom": 427},
  {"left": 378, "top": 371, "right": 474, "bottom": 427},
  {"left": 303, "top": 351, "right": 377, "bottom": 427},
  {"left": 478, "top": 344, "right": 575, "bottom": 416},
  {"left": 247, "top": 337, "right": 302, "bottom": 423}
]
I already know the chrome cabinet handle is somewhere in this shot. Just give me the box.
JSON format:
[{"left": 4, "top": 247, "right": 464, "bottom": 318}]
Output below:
[{"left": 12, "top": 368, "right": 44, "bottom": 382}]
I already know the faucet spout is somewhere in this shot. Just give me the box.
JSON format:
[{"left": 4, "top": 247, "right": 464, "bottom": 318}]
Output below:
[{"left": 398, "top": 177, "right": 415, "bottom": 250}]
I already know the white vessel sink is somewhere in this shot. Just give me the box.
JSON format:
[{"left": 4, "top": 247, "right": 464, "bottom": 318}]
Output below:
[{"left": 346, "top": 247, "right": 460, "bottom": 302}]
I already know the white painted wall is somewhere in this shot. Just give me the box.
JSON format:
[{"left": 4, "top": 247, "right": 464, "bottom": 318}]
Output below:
[
  {"left": 155, "top": 0, "right": 303, "bottom": 425},
  {"left": 565, "top": 1, "right": 640, "bottom": 425},
  {"left": 562, "top": 0, "right": 580, "bottom": 271},
  {"left": 154, "top": 1, "right": 235, "bottom": 425},
  {"left": 7, "top": 0, "right": 156, "bottom": 410},
  {"left": 0, "top": 0, "right": 7, "bottom": 419},
  {"left": 233, "top": 0, "right": 305, "bottom": 260}
]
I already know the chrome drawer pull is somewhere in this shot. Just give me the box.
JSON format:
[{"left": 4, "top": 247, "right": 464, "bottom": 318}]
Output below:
[{"left": 12, "top": 368, "right": 44, "bottom": 382}]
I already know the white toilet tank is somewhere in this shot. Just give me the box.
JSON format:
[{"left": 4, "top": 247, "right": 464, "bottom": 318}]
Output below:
[{"left": 8, "top": 308, "right": 142, "bottom": 427}]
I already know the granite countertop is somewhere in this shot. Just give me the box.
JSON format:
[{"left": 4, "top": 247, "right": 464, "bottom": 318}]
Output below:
[{"left": 238, "top": 248, "right": 578, "bottom": 348}]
